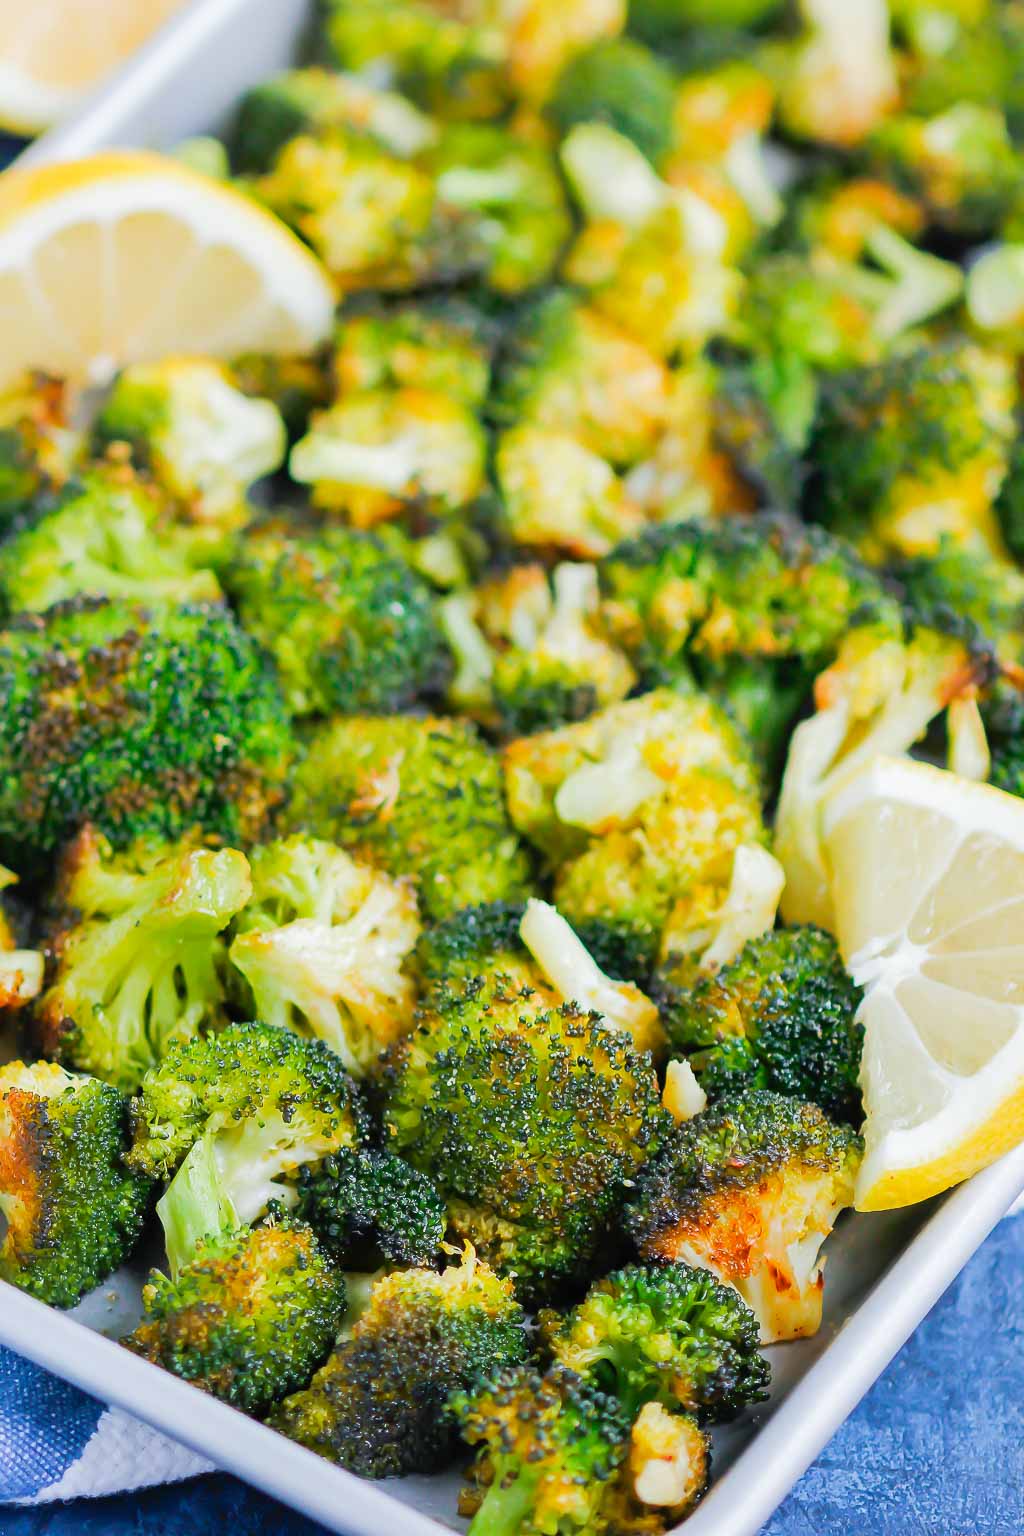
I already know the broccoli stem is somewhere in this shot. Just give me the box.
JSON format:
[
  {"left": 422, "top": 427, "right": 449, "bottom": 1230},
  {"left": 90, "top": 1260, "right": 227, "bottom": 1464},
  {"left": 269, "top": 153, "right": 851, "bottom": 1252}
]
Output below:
[
  {"left": 157, "top": 1134, "right": 238, "bottom": 1279},
  {"left": 471, "top": 1471, "right": 539, "bottom": 1536}
]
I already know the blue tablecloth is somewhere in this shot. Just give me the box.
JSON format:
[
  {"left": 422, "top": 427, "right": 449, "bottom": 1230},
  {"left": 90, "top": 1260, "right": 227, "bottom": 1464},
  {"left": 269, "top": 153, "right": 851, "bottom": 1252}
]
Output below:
[{"left": 5, "top": 1213, "right": 1021, "bottom": 1536}]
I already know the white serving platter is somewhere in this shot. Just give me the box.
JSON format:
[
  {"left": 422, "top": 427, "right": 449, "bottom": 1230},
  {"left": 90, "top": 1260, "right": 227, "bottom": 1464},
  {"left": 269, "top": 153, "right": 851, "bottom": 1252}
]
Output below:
[{"left": 4, "top": 2, "right": 1024, "bottom": 1530}]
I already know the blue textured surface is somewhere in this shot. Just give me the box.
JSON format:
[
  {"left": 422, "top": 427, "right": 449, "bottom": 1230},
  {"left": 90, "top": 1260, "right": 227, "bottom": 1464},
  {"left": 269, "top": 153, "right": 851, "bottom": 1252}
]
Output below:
[{"left": 4, "top": 1216, "right": 1022, "bottom": 1536}]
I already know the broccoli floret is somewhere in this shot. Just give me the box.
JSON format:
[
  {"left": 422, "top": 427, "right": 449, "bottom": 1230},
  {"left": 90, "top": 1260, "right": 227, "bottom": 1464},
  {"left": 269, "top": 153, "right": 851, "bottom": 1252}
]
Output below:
[
  {"left": 94, "top": 358, "right": 287, "bottom": 528},
  {"left": 334, "top": 294, "right": 496, "bottom": 406},
  {"left": 0, "top": 597, "right": 295, "bottom": 870},
  {"left": 427, "top": 123, "right": 572, "bottom": 295},
  {"left": 540, "top": 1261, "right": 769, "bottom": 1421},
  {"left": 289, "top": 386, "right": 487, "bottom": 525},
  {"left": 549, "top": 37, "right": 679, "bottom": 165},
  {"left": 893, "top": 540, "right": 1024, "bottom": 665},
  {"left": 124, "top": 1220, "right": 345, "bottom": 1414},
  {"left": 224, "top": 522, "right": 450, "bottom": 716},
  {"left": 454, "top": 1364, "right": 709, "bottom": 1534},
  {"left": 491, "top": 290, "right": 670, "bottom": 468},
  {"left": 0, "top": 467, "right": 224, "bottom": 617},
  {"left": 297, "top": 1146, "right": 446, "bottom": 1266},
  {"left": 269, "top": 1250, "right": 527, "bottom": 1476},
  {"left": 231, "top": 66, "right": 439, "bottom": 173},
  {"left": 384, "top": 979, "right": 666, "bottom": 1297},
  {"left": 415, "top": 899, "right": 532, "bottom": 996},
  {"left": 810, "top": 344, "right": 1017, "bottom": 561},
  {"left": 495, "top": 426, "right": 644, "bottom": 560},
  {"left": 0, "top": 373, "right": 81, "bottom": 529},
  {"left": 869, "top": 103, "right": 1024, "bottom": 237},
  {"left": 442, "top": 561, "right": 636, "bottom": 735},
  {"left": 0, "top": 1060, "right": 149, "bottom": 1307},
  {"left": 662, "top": 926, "right": 864, "bottom": 1124},
  {"left": 775, "top": 0, "right": 897, "bottom": 149},
  {"left": 504, "top": 688, "right": 764, "bottom": 969},
  {"left": 37, "top": 830, "right": 251, "bottom": 1093},
  {"left": 287, "top": 713, "right": 533, "bottom": 921},
  {"left": 626, "top": 1091, "right": 862, "bottom": 1343},
  {"left": 227, "top": 834, "right": 421, "bottom": 1076}
]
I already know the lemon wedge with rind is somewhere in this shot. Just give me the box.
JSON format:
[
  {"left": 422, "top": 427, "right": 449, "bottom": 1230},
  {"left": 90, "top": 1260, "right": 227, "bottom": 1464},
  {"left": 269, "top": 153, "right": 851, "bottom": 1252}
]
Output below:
[
  {"left": 0, "top": 153, "right": 335, "bottom": 389},
  {"left": 823, "top": 754, "right": 1024, "bottom": 1211}
]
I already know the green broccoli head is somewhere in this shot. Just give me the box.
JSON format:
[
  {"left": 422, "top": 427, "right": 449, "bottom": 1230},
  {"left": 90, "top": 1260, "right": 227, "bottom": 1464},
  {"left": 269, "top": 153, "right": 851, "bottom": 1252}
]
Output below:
[
  {"left": 503, "top": 688, "right": 764, "bottom": 970},
  {"left": 94, "top": 358, "right": 287, "bottom": 528},
  {"left": 334, "top": 294, "right": 497, "bottom": 406},
  {"left": 297, "top": 1146, "right": 446, "bottom": 1266},
  {"left": 227, "top": 833, "right": 421, "bottom": 1077},
  {"left": 869, "top": 103, "right": 1024, "bottom": 237},
  {"left": 660, "top": 926, "right": 864, "bottom": 1124},
  {"left": 0, "top": 1060, "right": 150, "bottom": 1307},
  {"left": 415, "top": 899, "right": 535, "bottom": 997},
  {"left": 224, "top": 522, "right": 451, "bottom": 716},
  {"left": 0, "top": 466, "right": 224, "bottom": 617},
  {"left": 384, "top": 980, "right": 667, "bottom": 1298},
  {"left": 288, "top": 713, "right": 534, "bottom": 922},
  {"left": 269, "top": 1250, "right": 527, "bottom": 1477},
  {"left": 0, "top": 597, "right": 295, "bottom": 871},
  {"left": 454, "top": 1363, "right": 710, "bottom": 1535},
  {"left": 37, "top": 829, "right": 251, "bottom": 1093},
  {"left": 810, "top": 343, "right": 1017, "bottom": 561},
  {"left": 124, "top": 1219, "right": 346, "bottom": 1415},
  {"left": 0, "top": 373, "right": 81, "bottom": 531},
  {"left": 541, "top": 1261, "right": 769, "bottom": 1421},
  {"left": 548, "top": 37, "right": 679, "bottom": 166},
  {"left": 626, "top": 1091, "right": 862, "bottom": 1343}
]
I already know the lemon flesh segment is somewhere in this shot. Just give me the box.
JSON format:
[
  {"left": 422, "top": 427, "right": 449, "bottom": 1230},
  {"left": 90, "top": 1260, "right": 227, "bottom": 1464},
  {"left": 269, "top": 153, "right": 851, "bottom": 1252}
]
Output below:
[
  {"left": 0, "top": 0, "right": 187, "bottom": 133},
  {"left": 0, "top": 153, "right": 336, "bottom": 389},
  {"left": 822, "top": 755, "right": 1024, "bottom": 1211}
]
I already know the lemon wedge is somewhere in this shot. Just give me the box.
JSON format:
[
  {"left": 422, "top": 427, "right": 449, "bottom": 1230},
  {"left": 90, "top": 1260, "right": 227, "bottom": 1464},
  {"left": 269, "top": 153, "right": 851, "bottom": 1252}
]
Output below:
[
  {"left": 0, "top": 152, "right": 335, "bottom": 389},
  {"left": 822, "top": 754, "right": 1024, "bottom": 1211},
  {"left": 0, "top": 0, "right": 188, "bottom": 134}
]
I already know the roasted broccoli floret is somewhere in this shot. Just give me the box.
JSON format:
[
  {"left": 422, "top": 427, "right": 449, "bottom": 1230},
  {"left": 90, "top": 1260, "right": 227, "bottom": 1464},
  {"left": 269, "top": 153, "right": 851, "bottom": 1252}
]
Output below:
[
  {"left": 454, "top": 1364, "right": 709, "bottom": 1534},
  {"left": 0, "top": 1060, "right": 149, "bottom": 1307},
  {"left": 495, "top": 426, "right": 643, "bottom": 560},
  {"left": 810, "top": 344, "right": 1017, "bottom": 561},
  {"left": 893, "top": 540, "right": 1024, "bottom": 665},
  {"left": 661, "top": 926, "right": 864, "bottom": 1124},
  {"left": 0, "top": 373, "right": 81, "bottom": 529},
  {"left": 504, "top": 689, "right": 764, "bottom": 969},
  {"left": 0, "top": 467, "right": 224, "bottom": 617},
  {"left": 94, "top": 358, "right": 287, "bottom": 527},
  {"left": 384, "top": 978, "right": 666, "bottom": 1297},
  {"left": 540, "top": 1261, "right": 769, "bottom": 1421},
  {"left": 549, "top": 37, "right": 679, "bottom": 165},
  {"left": 0, "top": 597, "right": 294, "bottom": 871},
  {"left": 269, "top": 1249, "right": 527, "bottom": 1476},
  {"left": 124, "top": 1219, "right": 345, "bottom": 1414},
  {"left": 37, "top": 830, "right": 251, "bottom": 1093},
  {"left": 334, "top": 294, "right": 496, "bottom": 406},
  {"left": 442, "top": 561, "right": 636, "bottom": 735},
  {"left": 775, "top": 0, "right": 897, "bottom": 149},
  {"left": 297, "top": 1146, "right": 446, "bottom": 1266},
  {"left": 224, "top": 522, "right": 450, "bottom": 716},
  {"left": 227, "top": 833, "right": 420, "bottom": 1075},
  {"left": 869, "top": 103, "right": 1024, "bottom": 237},
  {"left": 289, "top": 386, "right": 487, "bottom": 525},
  {"left": 287, "top": 713, "right": 533, "bottom": 921},
  {"left": 491, "top": 290, "right": 670, "bottom": 468},
  {"left": 894, "top": 3, "right": 1024, "bottom": 128},
  {"left": 627, "top": 1092, "right": 861, "bottom": 1343}
]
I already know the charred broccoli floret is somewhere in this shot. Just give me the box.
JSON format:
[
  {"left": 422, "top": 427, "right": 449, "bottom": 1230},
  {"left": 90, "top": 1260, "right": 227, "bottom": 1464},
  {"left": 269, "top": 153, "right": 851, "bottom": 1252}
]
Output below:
[
  {"left": 297, "top": 1146, "right": 446, "bottom": 1266},
  {"left": 626, "top": 1091, "right": 862, "bottom": 1343},
  {"left": 454, "top": 1364, "right": 710, "bottom": 1534},
  {"left": 0, "top": 373, "right": 81, "bottom": 530},
  {"left": 441, "top": 561, "right": 636, "bottom": 735},
  {"left": 504, "top": 689, "right": 764, "bottom": 969},
  {"left": 869, "top": 103, "right": 1024, "bottom": 237},
  {"left": 495, "top": 426, "right": 643, "bottom": 560},
  {"left": 0, "top": 597, "right": 294, "bottom": 870},
  {"left": 288, "top": 713, "right": 533, "bottom": 921},
  {"left": 549, "top": 37, "right": 679, "bottom": 165},
  {"left": 384, "top": 979, "right": 666, "bottom": 1297},
  {"left": 810, "top": 344, "right": 1017, "bottom": 560},
  {"left": 540, "top": 1261, "right": 769, "bottom": 1421},
  {"left": 662, "top": 926, "right": 864, "bottom": 1124},
  {"left": 333, "top": 294, "right": 495, "bottom": 406},
  {"left": 0, "top": 1060, "right": 149, "bottom": 1307},
  {"left": 289, "top": 386, "right": 487, "bottom": 525},
  {"left": 37, "top": 829, "right": 251, "bottom": 1093},
  {"left": 269, "top": 1249, "right": 527, "bottom": 1476},
  {"left": 227, "top": 834, "right": 420, "bottom": 1075},
  {"left": 224, "top": 522, "right": 450, "bottom": 716},
  {"left": 0, "top": 467, "right": 223, "bottom": 616},
  {"left": 94, "top": 358, "right": 287, "bottom": 527},
  {"left": 892, "top": 540, "right": 1024, "bottom": 666},
  {"left": 124, "top": 1219, "right": 345, "bottom": 1414}
]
